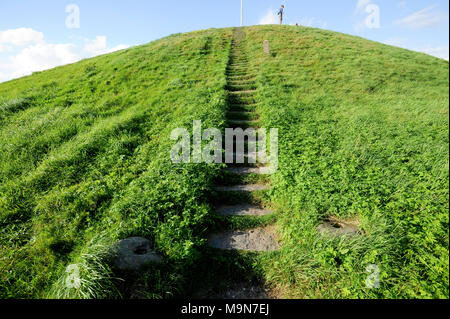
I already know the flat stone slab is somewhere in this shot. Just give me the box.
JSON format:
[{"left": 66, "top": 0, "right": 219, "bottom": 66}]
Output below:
[
  {"left": 215, "top": 283, "right": 270, "bottom": 299},
  {"left": 215, "top": 184, "right": 270, "bottom": 192},
  {"left": 194, "top": 282, "right": 271, "bottom": 299},
  {"left": 208, "top": 228, "right": 279, "bottom": 251},
  {"left": 219, "top": 284, "right": 269, "bottom": 299},
  {"left": 227, "top": 80, "right": 256, "bottom": 85},
  {"left": 233, "top": 152, "right": 266, "bottom": 162},
  {"left": 317, "top": 219, "right": 359, "bottom": 237},
  {"left": 216, "top": 204, "right": 274, "bottom": 216},
  {"left": 228, "top": 90, "right": 257, "bottom": 95},
  {"left": 225, "top": 167, "right": 271, "bottom": 175},
  {"left": 114, "top": 237, "right": 163, "bottom": 270},
  {"left": 227, "top": 75, "right": 256, "bottom": 80}
]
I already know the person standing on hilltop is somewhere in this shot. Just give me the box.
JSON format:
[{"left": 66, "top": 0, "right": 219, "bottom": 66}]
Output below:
[{"left": 278, "top": 5, "right": 285, "bottom": 25}]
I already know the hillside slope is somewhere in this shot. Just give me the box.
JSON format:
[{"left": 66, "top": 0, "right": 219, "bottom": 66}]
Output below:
[
  {"left": 245, "top": 25, "right": 449, "bottom": 298},
  {"left": 0, "top": 25, "right": 448, "bottom": 299},
  {"left": 0, "top": 28, "right": 232, "bottom": 298}
]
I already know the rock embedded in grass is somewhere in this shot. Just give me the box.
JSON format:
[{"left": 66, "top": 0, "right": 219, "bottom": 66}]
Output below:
[
  {"left": 224, "top": 167, "right": 271, "bottom": 175},
  {"left": 208, "top": 228, "right": 279, "bottom": 251},
  {"left": 214, "top": 184, "right": 270, "bottom": 192},
  {"left": 114, "top": 237, "right": 163, "bottom": 270},
  {"left": 202, "top": 283, "right": 270, "bottom": 299},
  {"left": 317, "top": 219, "right": 359, "bottom": 237}
]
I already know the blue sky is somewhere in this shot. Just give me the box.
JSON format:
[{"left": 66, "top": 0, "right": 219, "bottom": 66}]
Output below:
[{"left": 0, "top": 0, "right": 448, "bottom": 83}]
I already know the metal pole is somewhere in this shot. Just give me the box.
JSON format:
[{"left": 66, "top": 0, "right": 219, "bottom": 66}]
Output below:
[{"left": 240, "top": 0, "right": 243, "bottom": 26}]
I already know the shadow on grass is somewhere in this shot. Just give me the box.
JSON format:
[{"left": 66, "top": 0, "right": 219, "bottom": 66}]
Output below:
[{"left": 113, "top": 246, "right": 266, "bottom": 299}]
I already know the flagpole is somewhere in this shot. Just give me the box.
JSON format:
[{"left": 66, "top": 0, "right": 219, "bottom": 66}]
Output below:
[{"left": 240, "top": 0, "right": 243, "bottom": 26}]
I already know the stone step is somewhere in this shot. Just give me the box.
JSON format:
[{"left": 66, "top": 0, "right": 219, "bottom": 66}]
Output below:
[
  {"left": 222, "top": 152, "right": 267, "bottom": 166},
  {"left": 227, "top": 79, "right": 256, "bottom": 84},
  {"left": 227, "top": 82, "right": 256, "bottom": 88},
  {"left": 208, "top": 228, "right": 279, "bottom": 252},
  {"left": 226, "top": 70, "right": 254, "bottom": 75},
  {"left": 226, "top": 70, "right": 253, "bottom": 74},
  {"left": 197, "top": 283, "right": 270, "bottom": 299},
  {"left": 225, "top": 167, "right": 271, "bottom": 175},
  {"left": 226, "top": 74, "right": 255, "bottom": 79},
  {"left": 227, "top": 79, "right": 255, "bottom": 84},
  {"left": 228, "top": 96, "right": 257, "bottom": 104},
  {"left": 228, "top": 90, "right": 257, "bottom": 95},
  {"left": 227, "top": 82, "right": 256, "bottom": 87},
  {"left": 233, "top": 151, "right": 266, "bottom": 161},
  {"left": 227, "top": 77, "right": 254, "bottom": 82},
  {"left": 227, "top": 74, "right": 255, "bottom": 80},
  {"left": 216, "top": 204, "right": 274, "bottom": 216},
  {"left": 222, "top": 140, "right": 261, "bottom": 152},
  {"left": 214, "top": 184, "right": 270, "bottom": 192}
]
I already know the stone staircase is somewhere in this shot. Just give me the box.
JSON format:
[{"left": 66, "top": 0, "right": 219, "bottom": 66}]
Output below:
[{"left": 207, "top": 28, "right": 279, "bottom": 253}]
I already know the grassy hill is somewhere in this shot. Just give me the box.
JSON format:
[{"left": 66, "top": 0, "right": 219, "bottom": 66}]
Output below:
[{"left": 0, "top": 25, "right": 448, "bottom": 299}]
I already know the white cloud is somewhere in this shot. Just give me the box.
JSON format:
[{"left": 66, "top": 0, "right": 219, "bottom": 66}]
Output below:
[
  {"left": 395, "top": 6, "right": 444, "bottom": 28},
  {"left": 259, "top": 10, "right": 278, "bottom": 25},
  {"left": 10, "top": 43, "right": 80, "bottom": 79},
  {"left": 0, "top": 29, "right": 130, "bottom": 83},
  {"left": 103, "top": 44, "right": 130, "bottom": 54},
  {"left": 0, "top": 61, "right": 14, "bottom": 83},
  {"left": 83, "top": 35, "right": 129, "bottom": 56},
  {"left": 0, "top": 44, "right": 13, "bottom": 53},
  {"left": 0, "top": 28, "right": 44, "bottom": 46},
  {"left": 84, "top": 35, "right": 108, "bottom": 55}
]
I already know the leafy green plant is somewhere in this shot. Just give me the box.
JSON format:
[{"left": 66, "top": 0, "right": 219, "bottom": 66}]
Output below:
[
  {"left": 245, "top": 25, "right": 449, "bottom": 298},
  {"left": 0, "top": 25, "right": 447, "bottom": 299},
  {"left": 0, "top": 28, "right": 231, "bottom": 299}
]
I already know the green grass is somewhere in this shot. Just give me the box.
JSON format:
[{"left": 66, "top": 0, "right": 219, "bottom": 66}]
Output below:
[
  {"left": 245, "top": 25, "right": 449, "bottom": 298},
  {"left": 0, "top": 25, "right": 448, "bottom": 299},
  {"left": 0, "top": 28, "right": 232, "bottom": 298}
]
